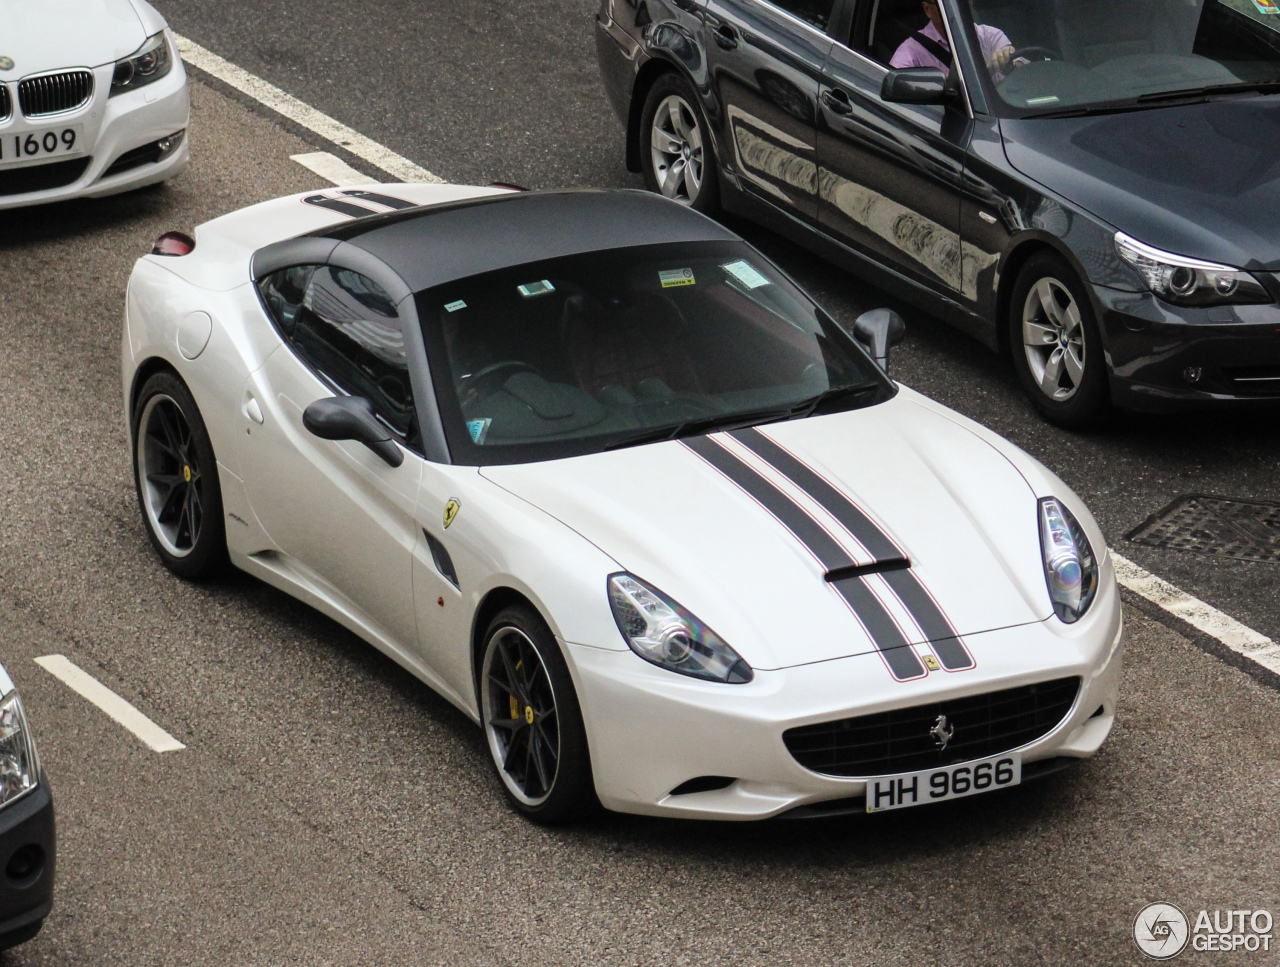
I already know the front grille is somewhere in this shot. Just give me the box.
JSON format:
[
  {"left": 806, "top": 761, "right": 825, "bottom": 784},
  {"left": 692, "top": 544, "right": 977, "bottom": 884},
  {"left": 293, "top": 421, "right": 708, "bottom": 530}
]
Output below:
[
  {"left": 783, "top": 677, "right": 1080, "bottom": 777},
  {"left": 18, "top": 70, "right": 94, "bottom": 118},
  {"left": 0, "top": 85, "right": 11, "bottom": 122},
  {"left": 0, "top": 156, "right": 91, "bottom": 196}
]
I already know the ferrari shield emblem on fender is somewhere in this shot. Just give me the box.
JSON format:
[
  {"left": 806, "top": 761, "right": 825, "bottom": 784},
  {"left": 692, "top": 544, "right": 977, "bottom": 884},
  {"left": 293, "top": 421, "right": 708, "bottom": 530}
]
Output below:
[
  {"left": 443, "top": 498, "right": 460, "bottom": 529},
  {"left": 922, "top": 654, "right": 940, "bottom": 671}
]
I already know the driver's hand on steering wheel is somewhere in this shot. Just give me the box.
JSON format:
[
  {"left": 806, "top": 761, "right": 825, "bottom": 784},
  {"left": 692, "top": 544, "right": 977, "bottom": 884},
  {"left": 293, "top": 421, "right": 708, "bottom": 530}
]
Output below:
[{"left": 989, "top": 45, "right": 1017, "bottom": 74}]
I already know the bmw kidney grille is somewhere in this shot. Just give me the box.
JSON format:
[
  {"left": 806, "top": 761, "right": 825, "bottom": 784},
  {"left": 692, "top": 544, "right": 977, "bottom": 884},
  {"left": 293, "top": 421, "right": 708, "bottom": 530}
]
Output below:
[{"left": 18, "top": 70, "right": 94, "bottom": 118}]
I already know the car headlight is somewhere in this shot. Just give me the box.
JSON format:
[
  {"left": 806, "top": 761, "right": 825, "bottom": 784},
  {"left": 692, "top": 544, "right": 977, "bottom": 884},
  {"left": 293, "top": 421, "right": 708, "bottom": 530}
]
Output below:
[
  {"left": 608, "top": 574, "right": 753, "bottom": 683},
  {"left": 110, "top": 32, "right": 173, "bottom": 97},
  {"left": 1038, "top": 498, "right": 1098, "bottom": 624},
  {"left": 0, "top": 692, "right": 40, "bottom": 809},
  {"left": 1115, "top": 232, "right": 1270, "bottom": 307}
]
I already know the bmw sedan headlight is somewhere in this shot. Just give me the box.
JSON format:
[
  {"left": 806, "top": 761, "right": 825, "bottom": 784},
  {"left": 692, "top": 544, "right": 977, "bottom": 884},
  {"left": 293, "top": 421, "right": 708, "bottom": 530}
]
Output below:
[
  {"left": 1039, "top": 498, "right": 1098, "bottom": 624},
  {"left": 1115, "top": 232, "right": 1270, "bottom": 307},
  {"left": 110, "top": 32, "right": 173, "bottom": 97},
  {"left": 0, "top": 691, "right": 40, "bottom": 809},
  {"left": 608, "top": 574, "right": 753, "bottom": 683}
]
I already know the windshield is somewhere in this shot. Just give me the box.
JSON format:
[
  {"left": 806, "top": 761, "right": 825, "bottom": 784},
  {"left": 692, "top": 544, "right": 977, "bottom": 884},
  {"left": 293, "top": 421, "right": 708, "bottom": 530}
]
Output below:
[
  {"left": 962, "top": 0, "right": 1280, "bottom": 114},
  {"left": 416, "top": 241, "right": 894, "bottom": 466}
]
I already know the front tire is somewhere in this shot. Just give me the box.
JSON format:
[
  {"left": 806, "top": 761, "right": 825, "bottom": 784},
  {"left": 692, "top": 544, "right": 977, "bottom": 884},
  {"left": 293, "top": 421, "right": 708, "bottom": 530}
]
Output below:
[
  {"left": 479, "top": 606, "right": 596, "bottom": 824},
  {"left": 1008, "top": 252, "right": 1110, "bottom": 428},
  {"left": 132, "top": 371, "right": 228, "bottom": 580},
  {"left": 639, "top": 72, "right": 720, "bottom": 214}
]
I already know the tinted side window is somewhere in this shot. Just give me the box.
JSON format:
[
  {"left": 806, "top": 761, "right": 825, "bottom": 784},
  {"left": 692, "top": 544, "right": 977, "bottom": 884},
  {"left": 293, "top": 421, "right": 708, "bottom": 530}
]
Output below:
[
  {"left": 260, "top": 265, "right": 417, "bottom": 442},
  {"left": 766, "top": 0, "right": 836, "bottom": 30}
]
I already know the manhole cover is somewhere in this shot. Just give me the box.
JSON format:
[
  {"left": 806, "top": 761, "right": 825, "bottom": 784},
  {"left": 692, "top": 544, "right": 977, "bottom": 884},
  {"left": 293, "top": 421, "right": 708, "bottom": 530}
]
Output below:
[{"left": 1126, "top": 494, "right": 1280, "bottom": 564}]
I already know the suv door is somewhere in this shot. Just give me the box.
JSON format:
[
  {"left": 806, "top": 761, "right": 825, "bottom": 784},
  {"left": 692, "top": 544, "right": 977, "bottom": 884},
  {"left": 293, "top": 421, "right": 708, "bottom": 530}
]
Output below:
[
  {"left": 240, "top": 264, "right": 422, "bottom": 652},
  {"left": 816, "top": 0, "right": 972, "bottom": 293},
  {"left": 703, "top": 0, "right": 839, "bottom": 220}
]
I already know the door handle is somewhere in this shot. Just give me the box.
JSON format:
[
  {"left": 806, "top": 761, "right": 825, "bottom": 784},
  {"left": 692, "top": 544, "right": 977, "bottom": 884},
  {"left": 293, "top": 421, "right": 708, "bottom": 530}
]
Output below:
[
  {"left": 243, "top": 394, "right": 264, "bottom": 425},
  {"left": 713, "top": 22, "right": 739, "bottom": 49},
  {"left": 821, "top": 88, "right": 853, "bottom": 115}
]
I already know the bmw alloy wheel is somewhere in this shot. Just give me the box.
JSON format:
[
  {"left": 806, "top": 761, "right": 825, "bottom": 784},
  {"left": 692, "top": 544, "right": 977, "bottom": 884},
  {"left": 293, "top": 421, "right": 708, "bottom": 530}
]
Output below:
[
  {"left": 481, "top": 624, "right": 561, "bottom": 807},
  {"left": 136, "top": 393, "right": 205, "bottom": 558},
  {"left": 649, "top": 94, "right": 704, "bottom": 205},
  {"left": 1022, "top": 278, "right": 1086, "bottom": 402}
]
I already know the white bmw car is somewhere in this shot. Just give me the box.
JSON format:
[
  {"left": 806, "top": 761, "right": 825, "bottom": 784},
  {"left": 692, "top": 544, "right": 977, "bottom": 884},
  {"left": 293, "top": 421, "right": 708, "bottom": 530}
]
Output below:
[
  {"left": 122, "top": 184, "right": 1123, "bottom": 822},
  {"left": 0, "top": 0, "right": 189, "bottom": 210}
]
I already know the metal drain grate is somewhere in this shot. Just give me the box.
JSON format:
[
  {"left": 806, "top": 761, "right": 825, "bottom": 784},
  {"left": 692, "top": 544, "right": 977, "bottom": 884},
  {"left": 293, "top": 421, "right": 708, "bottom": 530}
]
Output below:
[{"left": 1127, "top": 495, "right": 1280, "bottom": 564}]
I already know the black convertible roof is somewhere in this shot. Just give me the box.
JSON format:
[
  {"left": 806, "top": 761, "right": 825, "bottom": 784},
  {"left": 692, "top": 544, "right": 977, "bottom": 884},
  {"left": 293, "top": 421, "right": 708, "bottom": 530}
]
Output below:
[{"left": 251, "top": 189, "right": 742, "bottom": 297}]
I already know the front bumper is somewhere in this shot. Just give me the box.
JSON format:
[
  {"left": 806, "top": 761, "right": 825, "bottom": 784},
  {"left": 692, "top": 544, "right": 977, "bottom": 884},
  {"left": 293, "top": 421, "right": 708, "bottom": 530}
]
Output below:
[
  {"left": 1096, "top": 283, "right": 1280, "bottom": 410},
  {"left": 567, "top": 567, "right": 1124, "bottom": 820},
  {"left": 0, "top": 34, "right": 190, "bottom": 211},
  {"left": 0, "top": 774, "right": 55, "bottom": 950}
]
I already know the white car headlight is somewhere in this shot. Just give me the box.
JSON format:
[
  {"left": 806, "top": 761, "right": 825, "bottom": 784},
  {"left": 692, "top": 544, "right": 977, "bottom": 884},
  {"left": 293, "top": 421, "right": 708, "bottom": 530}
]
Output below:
[
  {"left": 110, "top": 32, "right": 173, "bottom": 97},
  {"left": 0, "top": 691, "right": 41, "bottom": 809},
  {"left": 1115, "top": 231, "right": 1270, "bottom": 307},
  {"left": 608, "top": 574, "right": 753, "bottom": 683},
  {"left": 1038, "top": 498, "right": 1098, "bottom": 624}
]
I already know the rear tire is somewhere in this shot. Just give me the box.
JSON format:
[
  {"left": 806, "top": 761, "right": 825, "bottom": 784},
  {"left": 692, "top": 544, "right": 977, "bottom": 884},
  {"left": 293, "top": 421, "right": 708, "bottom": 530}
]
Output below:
[
  {"left": 479, "top": 605, "right": 597, "bottom": 824},
  {"left": 1008, "top": 252, "right": 1110, "bottom": 428},
  {"left": 639, "top": 72, "right": 720, "bottom": 214},
  {"left": 131, "top": 371, "right": 229, "bottom": 580}
]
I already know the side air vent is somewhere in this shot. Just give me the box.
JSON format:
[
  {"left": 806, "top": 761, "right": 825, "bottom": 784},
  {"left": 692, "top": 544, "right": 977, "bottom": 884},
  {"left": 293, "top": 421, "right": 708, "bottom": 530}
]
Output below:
[{"left": 18, "top": 70, "right": 95, "bottom": 118}]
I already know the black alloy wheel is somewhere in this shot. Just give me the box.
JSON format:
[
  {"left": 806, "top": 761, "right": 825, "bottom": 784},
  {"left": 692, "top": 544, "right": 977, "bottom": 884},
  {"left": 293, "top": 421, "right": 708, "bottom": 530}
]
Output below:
[
  {"left": 639, "top": 72, "right": 720, "bottom": 215},
  {"left": 1009, "top": 251, "right": 1111, "bottom": 428},
  {"left": 132, "top": 371, "right": 228, "bottom": 580},
  {"left": 479, "top": 606, "right": 596, "bottom": 823}
]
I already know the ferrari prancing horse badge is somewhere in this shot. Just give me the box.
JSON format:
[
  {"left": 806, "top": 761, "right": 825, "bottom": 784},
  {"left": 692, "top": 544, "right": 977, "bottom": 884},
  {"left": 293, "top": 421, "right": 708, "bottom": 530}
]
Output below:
[{"left": 443, "top": 498, "right": 460, "bottom": 529}]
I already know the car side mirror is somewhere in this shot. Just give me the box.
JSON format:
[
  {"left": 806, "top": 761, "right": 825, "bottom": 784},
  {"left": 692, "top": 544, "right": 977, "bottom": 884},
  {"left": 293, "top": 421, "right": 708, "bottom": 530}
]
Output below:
[
  {"left": 303, "top": 396, "right": 404, "bottom": 467},
  {"left": 881, "top": 67, "right": 955, "bottom": 107},
  {"left": 853, "top": 308, "right": 907, "bottom": 373}
]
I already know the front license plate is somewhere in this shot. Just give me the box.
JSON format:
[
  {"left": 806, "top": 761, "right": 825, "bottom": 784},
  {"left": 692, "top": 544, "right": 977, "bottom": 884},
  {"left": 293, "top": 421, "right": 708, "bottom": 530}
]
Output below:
[
  {"left": 0, "top": 126, "right": 85, "bottom": 167},
  {"left": 865, "top": 753, "right": 1021, "bottom": 812}
]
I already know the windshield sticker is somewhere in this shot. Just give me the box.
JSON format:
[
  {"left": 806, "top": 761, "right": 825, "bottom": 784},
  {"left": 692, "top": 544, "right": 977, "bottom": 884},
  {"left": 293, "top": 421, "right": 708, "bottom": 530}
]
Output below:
[
  {"left": 517, "top": 280, "right": 555, "bottom": 298},
  {"left": 1253, "top": 0, "right": 1280, "bottom": 12},
  {"left": 1026, "top": 95, "right": 1060, "bottom": 105},
  {"left": 659, "top": 268, "right": 696, "bottom": 288},
  {"left": 444, "top": 299, "right": 467, "bottom": 312},
  {"left": 467, "top": 418, "right": 492, "bottom": 444},
  {"left": 722, "top": 259, "right": 770, "bottom": 289}
]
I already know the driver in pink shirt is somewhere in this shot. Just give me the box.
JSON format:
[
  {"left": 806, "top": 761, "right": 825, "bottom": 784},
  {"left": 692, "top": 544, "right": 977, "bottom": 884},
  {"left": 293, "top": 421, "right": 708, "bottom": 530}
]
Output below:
[{"left": 890, "top": 0, "right": 1019, "bottom": 80}]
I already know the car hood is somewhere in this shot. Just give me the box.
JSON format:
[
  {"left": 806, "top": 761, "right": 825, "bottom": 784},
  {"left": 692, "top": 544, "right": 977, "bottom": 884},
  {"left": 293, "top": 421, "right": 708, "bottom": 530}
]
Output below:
[
  {"left": 481, "top": 394, "right": 1052, "bottom": 671},
  {"left": 0, "top": 0, "right": 147, "bottom": 75},
  {"left": 1001, "top": 96, "right": 1280, "bottom": 269}
]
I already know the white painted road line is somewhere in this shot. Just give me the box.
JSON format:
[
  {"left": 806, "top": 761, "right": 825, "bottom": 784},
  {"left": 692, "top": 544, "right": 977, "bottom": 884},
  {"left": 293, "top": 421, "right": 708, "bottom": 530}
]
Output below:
[
  {"left": 1112, "top": 551, "right": 1280, "bottom": 676},
  {"left": 34, "top": 655, "right": 186, "bottom": 753},
  {"left": 174, "top": 34, "right": 443, "bottom": 185},
  {"left": 291, "top": 151, "right": 374, "bottom": 186}
]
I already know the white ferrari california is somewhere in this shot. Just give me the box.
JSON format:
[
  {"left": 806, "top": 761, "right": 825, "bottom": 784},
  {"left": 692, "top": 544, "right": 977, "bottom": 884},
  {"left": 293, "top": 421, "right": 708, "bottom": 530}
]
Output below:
[
  {"left": 0, "top": 0, "right": 189, "bottom": 210},
  {"left": 122, "top": 184, "right": 1123, "bottom": 822}
]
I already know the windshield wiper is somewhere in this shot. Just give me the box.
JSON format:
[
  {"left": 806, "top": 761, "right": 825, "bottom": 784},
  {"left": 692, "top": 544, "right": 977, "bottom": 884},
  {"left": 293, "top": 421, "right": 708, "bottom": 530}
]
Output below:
[
  {"left": 602, "top": 382, "right": 882, "bottom": 452},
  {"left": 1137, "top": 80, "right": 1280, "bottom": 104}
]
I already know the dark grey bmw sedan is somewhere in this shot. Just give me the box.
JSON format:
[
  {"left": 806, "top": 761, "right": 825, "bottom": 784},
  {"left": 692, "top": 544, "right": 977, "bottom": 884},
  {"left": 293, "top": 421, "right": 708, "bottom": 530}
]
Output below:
[{"left": 596, "top": 0, "right": 1280, "bottom": 426}]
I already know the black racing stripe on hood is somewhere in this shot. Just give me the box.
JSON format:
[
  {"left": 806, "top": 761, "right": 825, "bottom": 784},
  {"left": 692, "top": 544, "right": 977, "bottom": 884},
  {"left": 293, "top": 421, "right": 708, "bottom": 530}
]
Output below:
[
  {"left": 302, "top": 195, "right": 379, "bottom": 218},
  {"left": 732, "top": 426, "right": 975, "bottom": 673},
  {"left": 681, "top": 435, "right": 927, "bottom": 681}
]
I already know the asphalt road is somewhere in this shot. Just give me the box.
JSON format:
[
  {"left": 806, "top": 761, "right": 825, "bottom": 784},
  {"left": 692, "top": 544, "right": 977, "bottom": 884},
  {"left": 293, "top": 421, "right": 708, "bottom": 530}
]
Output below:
[{"left": 0, "top": 7, "right": 1278, "bottom": 965}]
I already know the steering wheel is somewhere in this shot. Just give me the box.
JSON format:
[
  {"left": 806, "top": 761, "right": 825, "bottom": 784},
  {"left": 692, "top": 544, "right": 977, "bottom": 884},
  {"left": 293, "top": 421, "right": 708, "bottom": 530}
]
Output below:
[
  {"left": 459, "top": 360, "right": 542, "bottom": 404},
  {"left": 1012, "top": 45, "right": 1060, "bottom": 64}
]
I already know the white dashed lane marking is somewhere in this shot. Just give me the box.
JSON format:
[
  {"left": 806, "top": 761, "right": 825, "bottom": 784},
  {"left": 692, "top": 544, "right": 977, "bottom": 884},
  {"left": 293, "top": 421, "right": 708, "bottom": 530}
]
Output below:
[
  {"left": 1112, "top": 552, "right": 1280, "bottom": 677},
  {"left": 34, "top": 655, "right": 186, "bottom": 753},
  {"left": 174, "top": 33, "right": 443, "bottom": 184},
  {"left": 290, "top": 151, "right": 374, "bottom": 186}
]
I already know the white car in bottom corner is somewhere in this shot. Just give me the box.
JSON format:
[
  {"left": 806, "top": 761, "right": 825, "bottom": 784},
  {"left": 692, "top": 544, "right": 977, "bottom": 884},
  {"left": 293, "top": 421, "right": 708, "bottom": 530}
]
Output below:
[
  {"left": 121, "top": 183, "right": 1123, "bottom": 822},
  {"left": 0, "top": 0, "right": 189, "bottom": 210}
]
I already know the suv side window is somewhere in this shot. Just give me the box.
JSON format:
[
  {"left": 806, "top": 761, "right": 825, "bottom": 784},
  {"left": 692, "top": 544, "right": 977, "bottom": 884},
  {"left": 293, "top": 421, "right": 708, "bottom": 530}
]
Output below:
[
  {"left": 258, "top": 265, "right": 419, "bottom": 446},
  {"left": 765, "top": 0, "right": 837, "bottom": 31}
]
